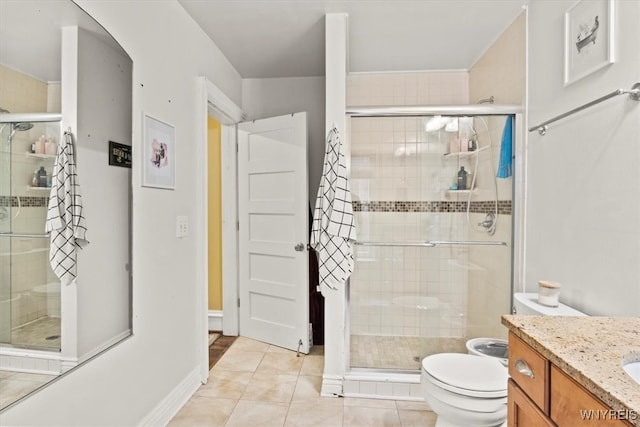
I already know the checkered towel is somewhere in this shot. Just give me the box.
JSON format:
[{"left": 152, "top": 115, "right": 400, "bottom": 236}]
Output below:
[
  {"left": 310, "top": 124, "right": 356, "bottom": 294},
  {"left": 45, "top": 130, "right": 88, "bottom": 285}
]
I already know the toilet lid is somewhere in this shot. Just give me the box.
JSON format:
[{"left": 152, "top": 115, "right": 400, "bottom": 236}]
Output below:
[{"left": 422, "top": 353, "right": 508, "bottom": 393}]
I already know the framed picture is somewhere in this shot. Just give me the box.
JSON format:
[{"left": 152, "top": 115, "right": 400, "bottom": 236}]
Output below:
[
  {"left": 564, "top": 0, "right": 615, "bottom": 86},
  {"left": 142, "top": 113, "right": 175, "bottom": 189}
]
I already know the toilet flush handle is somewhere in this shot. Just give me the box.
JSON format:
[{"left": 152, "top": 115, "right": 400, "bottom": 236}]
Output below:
[{"left": 515, "top": 359, "right": 535, "bottom": 379}]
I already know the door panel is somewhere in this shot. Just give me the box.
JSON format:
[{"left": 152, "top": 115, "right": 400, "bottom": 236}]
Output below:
[{"left": 238, "top": 112, "right": 309, "bottom": 353}]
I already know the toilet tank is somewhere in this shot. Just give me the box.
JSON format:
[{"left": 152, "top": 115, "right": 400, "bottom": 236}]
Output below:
[{"left": 513, "top": 293, "right": 587, "bottom": 316}]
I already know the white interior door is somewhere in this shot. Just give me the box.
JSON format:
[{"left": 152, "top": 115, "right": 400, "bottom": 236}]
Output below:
[{"left": 237, "top": 112, "right": 309, "bottom": 354}]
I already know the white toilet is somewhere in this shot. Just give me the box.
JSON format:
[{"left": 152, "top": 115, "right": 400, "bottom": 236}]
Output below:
[
  {"left": 421, "top": 292, "right": 587, "bottom": 427},
  {"left": 466, "top": 338, "right": 508, "bottom": 366}
]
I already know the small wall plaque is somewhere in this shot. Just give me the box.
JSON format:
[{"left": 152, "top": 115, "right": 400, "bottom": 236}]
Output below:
[{"left": 109, "top": 141, "right": 132, "bottom": 168}]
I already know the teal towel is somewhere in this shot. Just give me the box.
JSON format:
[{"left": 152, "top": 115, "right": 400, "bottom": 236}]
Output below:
[{"left": 496, "top": 115, "right": 513, "bottom": 178}]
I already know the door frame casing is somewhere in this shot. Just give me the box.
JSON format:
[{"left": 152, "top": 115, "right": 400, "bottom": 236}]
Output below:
[{"left": 196, "top": 77, "right": 245, "bottom": 382}]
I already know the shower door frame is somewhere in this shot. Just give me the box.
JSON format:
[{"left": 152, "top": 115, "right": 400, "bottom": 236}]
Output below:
[
  {"left": 0, "top": 112, "right": 64, "bottom": 364},
  {"left": 340, "top": 105, "right": 525, "bottom": 398}
]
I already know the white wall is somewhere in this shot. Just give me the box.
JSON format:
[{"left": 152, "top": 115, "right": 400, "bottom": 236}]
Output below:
[
  {"left": 1, "top": 0, "right": 243, "bottom": 425},
  {"left": 526, "top": 1, "right": 640, "bottom": 316},
  {"left": 242, "top": 77, "right": 325, "bottom": 202},
  {"left": 467, "top": 11, "right": 526, "bottom": 338},
  {"left": 74, "top": 27, "right": 132, "bottom": 359}
]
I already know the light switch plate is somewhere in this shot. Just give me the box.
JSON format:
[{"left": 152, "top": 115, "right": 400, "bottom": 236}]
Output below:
[{"left": 176, "top": 215, "right": 189, "bottom": 238}]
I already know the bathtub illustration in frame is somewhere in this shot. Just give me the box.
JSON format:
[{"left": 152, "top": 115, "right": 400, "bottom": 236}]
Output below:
[
  {"left": 564, "top": 0, "right": 615, "bottom": 86},
  {"left": 142, "top": 113, "right": 175, "bottom": 190}
]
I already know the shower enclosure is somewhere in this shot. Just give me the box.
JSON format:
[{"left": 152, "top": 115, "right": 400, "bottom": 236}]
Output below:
[
  {"left": 347, "top": 105, "right": 520, "bottom": 373},
  {"left": 1, "top": 113, "right": 62, "bottom": 352}
]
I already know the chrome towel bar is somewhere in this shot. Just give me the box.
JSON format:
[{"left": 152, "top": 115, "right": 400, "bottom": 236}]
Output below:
[
  {"left": 354, "top": 240, "right": 507, "bottom": 247},
  {"left": 529, "top": 82, "right": 640, "bottom": 135},
  {"left": 354, "top": 241, "right": 436, "bottom": 247},
  {"left": 428, "top": 240, "right": 507, "bottom": 246},
  {"left": 0, "top": 232, "right": 50, "bottom": 238}
]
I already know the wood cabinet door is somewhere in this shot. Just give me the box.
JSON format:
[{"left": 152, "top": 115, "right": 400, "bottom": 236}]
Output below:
[
  {"left": 508, "top": 379, "right": 556, "bottom": 427},
  {"left": 550, "top": 365, "right": 633, "bottom": 427}
]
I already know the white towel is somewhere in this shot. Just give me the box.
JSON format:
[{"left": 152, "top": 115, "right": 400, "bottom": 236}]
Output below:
[
  {"left": 45, "top": 130, "right": 88, "bottom": 285},
  {"left": 310, "top": 125, "right": 356, "bottom": 294}
]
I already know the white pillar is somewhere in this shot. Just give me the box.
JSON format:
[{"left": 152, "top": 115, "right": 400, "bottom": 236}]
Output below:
[{"left": 321, "top": 13, "right": 348, "bottom": 397}]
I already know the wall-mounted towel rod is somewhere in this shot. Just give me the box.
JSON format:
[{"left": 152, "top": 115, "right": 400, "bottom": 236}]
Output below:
[
  {"left": 354, "top": 241, "right": 436, "bottom": 247},
  {"left": 0, "top": 232, "right": 50, "bottom": 238},
  {"left": 530, "top": 82, "right": 640, "bottom": 135},
  {"left": 428, "top": 240, "right": 507, "bottom": 246},
  {"left": 354, "top": 240, "right": 507, "bottom": 247}
]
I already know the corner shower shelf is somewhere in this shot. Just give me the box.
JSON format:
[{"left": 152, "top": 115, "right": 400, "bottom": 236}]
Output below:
[
  {"left": 443, "top": 145, "right": 487, "bottom": 159},
  {"left": 444, "top": 189, "right": 475, "bottom": 196},
  {"left": 24, "top": 152, "right": 55, "bottom": 160}
]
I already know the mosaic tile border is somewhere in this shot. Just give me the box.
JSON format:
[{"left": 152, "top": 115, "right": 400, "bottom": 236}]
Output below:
[
  {"left": 0, "top": 196, "right": 49, "bottom": 208},
  {"left": 353, "top": 200, "right": 512, "bottom": 215},
  {"left": 1, "top": 196, "right": 512, "bottom": 214}
]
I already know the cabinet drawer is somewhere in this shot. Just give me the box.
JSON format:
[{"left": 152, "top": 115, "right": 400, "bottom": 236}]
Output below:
[
  {"left": 508, "top": 332, "right": 549, "bottom": 414},
  {"left": 550, "top": 365, "right": 632, "bottom": 427}
]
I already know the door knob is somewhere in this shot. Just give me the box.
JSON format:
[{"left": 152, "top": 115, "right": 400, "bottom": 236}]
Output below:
[{"left": 295, "top": 243, "right": 305, "bottom": 252}]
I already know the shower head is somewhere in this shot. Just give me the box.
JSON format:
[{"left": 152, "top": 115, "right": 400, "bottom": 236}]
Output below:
[
  {"left": 12, "top": 122, "right": 34, "bottom": 132},
  {"left": 8, "top": 121, "right": 34, "bottom": 141},
  {"left": 1, "top": 108, "right": 34, "bottom": 141}
]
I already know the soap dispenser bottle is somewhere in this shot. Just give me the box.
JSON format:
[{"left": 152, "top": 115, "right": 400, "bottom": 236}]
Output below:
[
  {"left": 37, "top": 166, "right": 47, "bottom": 187},
  {"left": 457, "top": 166, "right": 468, "bottom": 191}
]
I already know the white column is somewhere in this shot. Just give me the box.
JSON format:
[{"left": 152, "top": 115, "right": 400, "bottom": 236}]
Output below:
[
  {"left": 321, "top": 13, "right": 348, "bottom": 397},
  {"left": 60, "top": 26, "right": 79, "bottom": 372}
]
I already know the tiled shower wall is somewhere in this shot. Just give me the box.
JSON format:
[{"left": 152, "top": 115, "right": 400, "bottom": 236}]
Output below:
[
  {"left": 0, "top": 65, "right": 61, "bottom": 333},
  {"left": 347, "top": 71, "right": 513, "bottom": 346}
]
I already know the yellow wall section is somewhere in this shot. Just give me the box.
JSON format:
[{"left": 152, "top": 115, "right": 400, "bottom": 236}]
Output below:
[{"left": 208, "top": 116, "right": 223, "bottom": 310}]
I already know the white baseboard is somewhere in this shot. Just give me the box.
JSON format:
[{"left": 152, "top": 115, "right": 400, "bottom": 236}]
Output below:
[
  {"left": 138, "top": 366, "right": 202, "bottom": 427},
  {"left": 77, "top": 329, "right": 132, "bottom": 366},
  {"left": 342, "top": 372, "right": 424, "bottom": 401},
  {"left": 208, "top": 310, "right": 223, "bottom": 331},
  {"left": 321, "top": 374, "right": 344, "bottom": 397},
  {"left": 0, "top": 347, "right": 62, "bottom": 375}
]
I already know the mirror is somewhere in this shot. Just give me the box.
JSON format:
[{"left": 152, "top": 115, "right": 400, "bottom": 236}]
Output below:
[{"left": 0, "top": 0, "right": 133, "bottom": 411}]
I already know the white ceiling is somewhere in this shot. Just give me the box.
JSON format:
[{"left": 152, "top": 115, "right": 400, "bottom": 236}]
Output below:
[
  {"left": 0, "top": 0, "right": 122, "bottom": 84},
  {"left": 0, "top": 1, "right": 527, "bottom": 83},
  {"left": 178, "top": 0, "right": 527, "bottom": 78}
]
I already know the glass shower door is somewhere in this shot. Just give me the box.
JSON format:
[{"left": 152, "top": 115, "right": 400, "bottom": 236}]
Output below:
[
  {"left": 348, "top": 114, "right": 514, "bottom": 373},
  {"left": 0, "top": 117, "right": 62, "bottom": 351},
  {"left": 0, "top": 123, "right": 12, "bottom": 343}
]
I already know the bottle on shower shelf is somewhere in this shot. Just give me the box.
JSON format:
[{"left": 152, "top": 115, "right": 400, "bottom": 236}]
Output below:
[
  {"left": 37, "top": 166, "right": 47, "bottom": 187},
  {"left": 457, "top": 166, "right": 468, "bottom": 191}
]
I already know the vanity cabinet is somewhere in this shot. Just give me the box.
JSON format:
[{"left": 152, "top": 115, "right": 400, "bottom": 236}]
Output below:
[{"left": 507, "top": 332, "right": 632, "bottom": 427}]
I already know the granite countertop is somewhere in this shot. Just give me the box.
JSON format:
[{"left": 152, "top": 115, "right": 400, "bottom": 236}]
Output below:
[{"left": 502, "top": 315, "right": 640, "bottom": 426}]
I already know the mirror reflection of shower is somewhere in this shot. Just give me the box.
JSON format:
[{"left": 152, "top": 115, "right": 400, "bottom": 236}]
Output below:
[
  {"left": 1, "top": 112, "right": 63, "bottom": 355},
  {"left": 1, "top": 108, "right": 34, "bottom": 223}
]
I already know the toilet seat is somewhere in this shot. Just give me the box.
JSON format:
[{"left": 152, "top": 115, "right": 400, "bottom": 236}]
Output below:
[{"left": 422, "top": 353, "right": 508, "bottom": 398}]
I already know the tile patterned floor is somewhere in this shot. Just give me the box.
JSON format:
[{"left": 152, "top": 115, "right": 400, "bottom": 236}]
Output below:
[
  {"left": 11, "top": 316, "right": 61, "bottom": 350},
  {"left": 169, "top": 336, "right": 437, "bottom": 427},
  {"left": 0, "top": 370, "right": 56, "bottom": 410},
  {"left": 0, "top": 317, "right": 61, "bottom": 410},
  {"left": 350, "top": 335, "right": 467, "bottom": 370}
]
